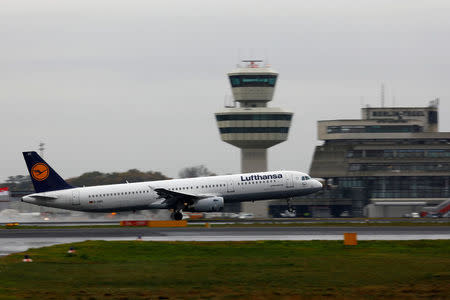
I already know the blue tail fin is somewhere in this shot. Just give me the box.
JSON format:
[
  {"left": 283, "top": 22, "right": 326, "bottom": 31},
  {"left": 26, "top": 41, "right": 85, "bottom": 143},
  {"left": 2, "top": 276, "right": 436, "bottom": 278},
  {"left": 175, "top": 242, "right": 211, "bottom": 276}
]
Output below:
[{"left": 22, "top": 151, "right": 74, "bottom": 193}]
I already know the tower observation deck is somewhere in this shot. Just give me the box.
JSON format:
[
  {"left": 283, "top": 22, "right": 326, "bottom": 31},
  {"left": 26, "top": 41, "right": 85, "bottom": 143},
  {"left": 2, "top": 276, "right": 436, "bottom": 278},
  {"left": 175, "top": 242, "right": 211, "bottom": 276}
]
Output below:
[{"left": 215, "top": 60, "right": 293, "bottom": 216}]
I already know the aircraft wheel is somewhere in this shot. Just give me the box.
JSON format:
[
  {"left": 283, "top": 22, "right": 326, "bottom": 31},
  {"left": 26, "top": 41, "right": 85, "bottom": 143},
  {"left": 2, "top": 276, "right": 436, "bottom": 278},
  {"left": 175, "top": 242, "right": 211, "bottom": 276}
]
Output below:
[{"left": 174, "top": 211, "right": 183, "bottom": 221}]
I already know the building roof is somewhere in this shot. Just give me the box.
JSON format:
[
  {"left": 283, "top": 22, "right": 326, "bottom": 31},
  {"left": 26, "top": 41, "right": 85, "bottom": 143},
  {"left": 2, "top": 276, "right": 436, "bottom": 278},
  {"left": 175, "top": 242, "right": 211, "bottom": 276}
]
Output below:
[
  {"left": 228, "top": 67, "right": 278, "bottom": 76},
  {"left": 216, "top": 107, "right": 292, "bottom": 114}
]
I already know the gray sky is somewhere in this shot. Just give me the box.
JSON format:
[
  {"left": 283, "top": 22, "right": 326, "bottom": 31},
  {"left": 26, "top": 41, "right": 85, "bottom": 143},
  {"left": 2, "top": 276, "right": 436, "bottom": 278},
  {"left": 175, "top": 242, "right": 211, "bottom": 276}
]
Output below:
[{"left": 1, "top": 0, "right": 449, "bottom": 181}]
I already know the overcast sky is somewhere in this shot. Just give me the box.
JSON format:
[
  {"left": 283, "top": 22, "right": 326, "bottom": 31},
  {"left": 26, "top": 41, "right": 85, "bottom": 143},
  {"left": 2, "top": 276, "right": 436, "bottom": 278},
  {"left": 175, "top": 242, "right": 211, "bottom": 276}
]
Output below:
[{"left": 1, "top": 0, "right": 449, "bottom": 182}]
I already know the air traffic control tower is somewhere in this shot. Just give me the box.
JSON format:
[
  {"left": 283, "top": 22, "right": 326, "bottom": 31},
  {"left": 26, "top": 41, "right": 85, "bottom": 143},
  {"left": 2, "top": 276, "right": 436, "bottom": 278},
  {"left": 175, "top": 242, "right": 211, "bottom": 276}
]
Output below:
[{"left": 215, "top": 60, "right": 293, "bottom": 217}]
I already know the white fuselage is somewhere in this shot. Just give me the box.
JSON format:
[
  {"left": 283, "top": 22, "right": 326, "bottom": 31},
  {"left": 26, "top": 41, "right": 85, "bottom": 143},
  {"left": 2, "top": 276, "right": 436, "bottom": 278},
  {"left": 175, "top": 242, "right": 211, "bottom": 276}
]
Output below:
[{"left": 22, "top": 170, "right": 322, "bottom": 212}]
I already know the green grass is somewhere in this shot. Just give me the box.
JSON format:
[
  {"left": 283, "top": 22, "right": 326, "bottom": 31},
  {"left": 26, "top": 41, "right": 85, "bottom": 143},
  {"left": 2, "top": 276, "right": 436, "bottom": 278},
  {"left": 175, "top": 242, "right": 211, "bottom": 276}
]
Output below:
[{"left": 0, "top": 240, "right": 449, "bottom": 299}]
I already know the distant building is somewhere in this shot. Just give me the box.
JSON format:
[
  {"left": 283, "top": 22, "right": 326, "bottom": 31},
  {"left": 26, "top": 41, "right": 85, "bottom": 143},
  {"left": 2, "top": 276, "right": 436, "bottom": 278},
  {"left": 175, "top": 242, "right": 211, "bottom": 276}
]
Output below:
[
  {"left": 215, "top": 60, "right": 293, "bottom": 216},
  {"left": 270, "top": 100, "right": 450, "bottom": 218}
]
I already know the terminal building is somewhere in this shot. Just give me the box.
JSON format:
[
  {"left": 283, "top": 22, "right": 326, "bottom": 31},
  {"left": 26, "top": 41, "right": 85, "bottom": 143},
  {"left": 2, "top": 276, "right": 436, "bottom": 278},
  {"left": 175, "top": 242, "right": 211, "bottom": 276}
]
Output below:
[
  {"left": 215, "top": 60, "right": 293, "bottom": 217},
  {"left": 270, "top": 100, "right": 450, "bottom": 218}
]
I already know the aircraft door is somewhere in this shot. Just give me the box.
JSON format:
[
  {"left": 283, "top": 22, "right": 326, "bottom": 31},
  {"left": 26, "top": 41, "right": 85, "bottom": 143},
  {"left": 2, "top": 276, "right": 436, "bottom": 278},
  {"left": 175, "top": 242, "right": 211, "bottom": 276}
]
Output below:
[
  {"left": 72, "top": 190, "right": 80, "bottom": 205},
  {"left": 285, "top": 174, "right": 294, "bottom": 188},
  {"left": 227, "top": 180, "right": 235, "bottom": 193}
]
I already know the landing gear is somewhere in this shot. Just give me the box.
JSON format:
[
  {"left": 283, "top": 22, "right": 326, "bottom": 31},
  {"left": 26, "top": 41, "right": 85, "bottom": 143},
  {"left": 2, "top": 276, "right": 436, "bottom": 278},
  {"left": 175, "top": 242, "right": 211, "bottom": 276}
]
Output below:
[
  {"left": 286, "top": 198, "right": 296, "bottom": 213},
  {"left": 171, "top": 211, "right": 183, "bottom": 221}
]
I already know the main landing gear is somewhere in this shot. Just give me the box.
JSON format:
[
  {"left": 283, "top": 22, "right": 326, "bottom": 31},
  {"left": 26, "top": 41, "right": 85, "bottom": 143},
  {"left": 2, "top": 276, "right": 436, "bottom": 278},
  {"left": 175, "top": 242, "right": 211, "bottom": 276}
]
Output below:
[
  {"left": 286, "top": 198, "right": 296, "bottom": 213},
  {"left": 171, "top": 210, "right": 183, "bottom": 221}
]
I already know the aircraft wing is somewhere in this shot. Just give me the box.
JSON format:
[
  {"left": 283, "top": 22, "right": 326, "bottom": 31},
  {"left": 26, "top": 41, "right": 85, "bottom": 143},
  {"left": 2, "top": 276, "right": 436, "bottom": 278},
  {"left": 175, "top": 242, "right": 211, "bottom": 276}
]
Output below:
[
  {"left": 151, "top": 187, "right": 212, "bottom": 208},
  {"left": 153, "top": 188, "right": 199, "bottom": 200}
]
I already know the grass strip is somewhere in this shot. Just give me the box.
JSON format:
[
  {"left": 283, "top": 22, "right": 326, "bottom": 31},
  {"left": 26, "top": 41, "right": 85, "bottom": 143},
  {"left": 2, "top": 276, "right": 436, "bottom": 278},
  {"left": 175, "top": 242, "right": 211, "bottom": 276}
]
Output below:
[{"left": 0, "top": 240, "right": 449, "bottom": 299}]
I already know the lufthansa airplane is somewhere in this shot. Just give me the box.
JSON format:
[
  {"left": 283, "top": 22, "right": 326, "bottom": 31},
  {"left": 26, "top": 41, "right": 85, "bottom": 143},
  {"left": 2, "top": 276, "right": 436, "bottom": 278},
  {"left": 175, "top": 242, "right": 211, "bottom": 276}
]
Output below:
[{"left": 21, "top": 151, "right": 322, "bottom": 220}]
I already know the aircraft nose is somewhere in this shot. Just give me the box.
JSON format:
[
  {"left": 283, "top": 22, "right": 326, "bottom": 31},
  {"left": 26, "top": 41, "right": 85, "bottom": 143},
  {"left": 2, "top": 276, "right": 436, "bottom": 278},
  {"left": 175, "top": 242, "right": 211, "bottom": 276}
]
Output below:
[{"left": 313, "top": 179, "right": 323, "bottom": 191}]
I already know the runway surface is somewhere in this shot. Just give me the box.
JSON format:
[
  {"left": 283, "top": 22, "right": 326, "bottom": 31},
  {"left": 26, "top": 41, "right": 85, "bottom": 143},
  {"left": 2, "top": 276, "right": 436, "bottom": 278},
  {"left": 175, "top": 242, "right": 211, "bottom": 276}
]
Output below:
[{"left": 1, "top": 225, "right": 449, "bottom": 256}]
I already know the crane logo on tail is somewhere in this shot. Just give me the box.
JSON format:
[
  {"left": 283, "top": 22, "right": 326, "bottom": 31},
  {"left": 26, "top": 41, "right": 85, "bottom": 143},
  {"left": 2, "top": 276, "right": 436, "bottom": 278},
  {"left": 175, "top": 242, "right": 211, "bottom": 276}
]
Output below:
[{"left": 31, "top": 163, "right": 49, "bottom": 181}]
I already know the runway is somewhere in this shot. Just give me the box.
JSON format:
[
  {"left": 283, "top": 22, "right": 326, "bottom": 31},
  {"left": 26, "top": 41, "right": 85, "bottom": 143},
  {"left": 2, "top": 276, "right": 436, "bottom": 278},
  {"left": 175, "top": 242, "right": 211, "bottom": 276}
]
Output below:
[{"left": 1, "top": 225, "right": 449, "bottom": 256}]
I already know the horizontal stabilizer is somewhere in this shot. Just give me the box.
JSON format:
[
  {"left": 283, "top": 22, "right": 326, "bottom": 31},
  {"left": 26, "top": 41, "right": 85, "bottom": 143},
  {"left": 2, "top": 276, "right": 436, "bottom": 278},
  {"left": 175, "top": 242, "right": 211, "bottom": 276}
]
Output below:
[{"left": 28, "top": 194, "right": 58, "bottom": 200}]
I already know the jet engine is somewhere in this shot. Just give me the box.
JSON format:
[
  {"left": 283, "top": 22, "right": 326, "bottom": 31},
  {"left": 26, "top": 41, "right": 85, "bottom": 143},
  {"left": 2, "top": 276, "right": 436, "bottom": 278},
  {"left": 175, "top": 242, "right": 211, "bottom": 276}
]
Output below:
[{"left": 185, "top": 197, "right": 224, "bottom": 212}]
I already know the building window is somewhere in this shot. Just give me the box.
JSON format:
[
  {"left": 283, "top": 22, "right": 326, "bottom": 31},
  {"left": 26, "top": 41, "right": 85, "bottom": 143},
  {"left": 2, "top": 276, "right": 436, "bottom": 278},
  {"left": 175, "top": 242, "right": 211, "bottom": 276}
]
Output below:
[
  {"left": 349, "top": 163, "right": 450, "bottom": 172},
  {"left": 216, "top": 114, "right": 292, "bottom": 121},
  {"left": 328, "top": 125, "right": 423, "bottom": 134},
  {"left": 397, "top": 150, "right": 425, "bottom": 158},
  {"left": 366, "top": 150, "right": 384, "bottom": 158},
  {"left": 427, "top": 150, "right": 450, "bottom": 158},
  {"left": 229, "top": 75, "right": 277, "bottom": 87},
  {"left": 219, "top": 127, "right": 289, "bottom": 134},
  {"left": 346, "top": 150, "right": 363, "bottom": 158}
]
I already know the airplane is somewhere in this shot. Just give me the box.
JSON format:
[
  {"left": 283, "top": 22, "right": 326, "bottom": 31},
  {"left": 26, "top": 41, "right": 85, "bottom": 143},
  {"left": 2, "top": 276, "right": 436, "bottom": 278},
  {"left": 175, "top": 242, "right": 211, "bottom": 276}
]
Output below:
[{"left": 21, "top": 151, "right": 323, "bottom": 220}]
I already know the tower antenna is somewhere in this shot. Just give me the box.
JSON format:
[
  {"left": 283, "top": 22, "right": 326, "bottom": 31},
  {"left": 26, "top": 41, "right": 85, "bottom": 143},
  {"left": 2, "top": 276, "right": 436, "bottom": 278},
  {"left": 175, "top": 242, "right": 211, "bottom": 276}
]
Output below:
[
  {"left": 392, "top": 87, "right": 396, "bottom": 107},
  {"left": 380, "top": 83, "right": 385, "bottom": 107},
  {"left": 38, "top": 142, "right": 45, "bottom": 158}
]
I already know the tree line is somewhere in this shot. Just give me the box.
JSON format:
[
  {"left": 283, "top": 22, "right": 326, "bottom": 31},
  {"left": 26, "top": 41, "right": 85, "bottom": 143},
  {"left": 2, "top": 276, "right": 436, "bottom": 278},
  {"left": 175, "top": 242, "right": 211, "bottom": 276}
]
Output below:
[{"left": 0, "top": 165, "right": 214, "bottom": 191}]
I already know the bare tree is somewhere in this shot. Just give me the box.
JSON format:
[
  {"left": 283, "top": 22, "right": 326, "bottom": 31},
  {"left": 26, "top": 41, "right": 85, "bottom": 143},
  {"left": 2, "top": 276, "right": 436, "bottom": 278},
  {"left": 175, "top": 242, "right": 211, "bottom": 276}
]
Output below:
[{"left": 178, "top": 165, "right": 215, "bottom": 178}]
